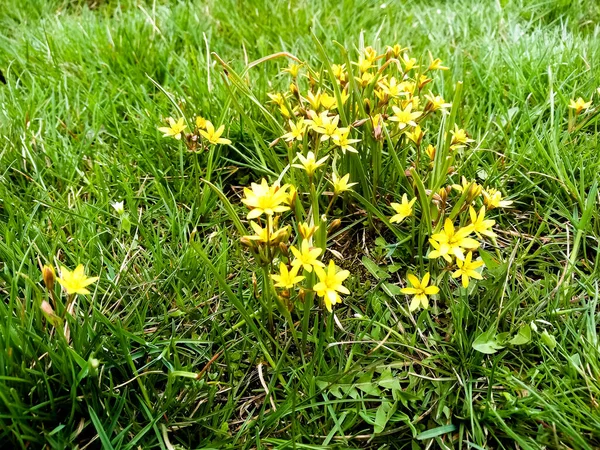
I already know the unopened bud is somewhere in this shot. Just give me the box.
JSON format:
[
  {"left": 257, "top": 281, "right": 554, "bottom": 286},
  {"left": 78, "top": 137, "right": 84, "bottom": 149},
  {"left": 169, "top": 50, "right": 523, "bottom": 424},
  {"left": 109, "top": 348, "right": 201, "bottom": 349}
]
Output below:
[
  {"left": 252, "top": 272, "right": 259, "bottom": 298},
  {"left": 40, "top": 300, "right": 55, "bottom": 317},
  {"left": 40, "top": 300, "right": 59, "bottom": 326},
  {"left": 278, "top": 242, "right": 288, "bottom": 255},
  {"left": 42, "top": 265, "right": 55, "bottom": 291},
  {"left": 328, "top": 219, "right": 342, "bottom": 233},
  {"left": 240, "top": 236, "right": 254, "bottom": 248}
]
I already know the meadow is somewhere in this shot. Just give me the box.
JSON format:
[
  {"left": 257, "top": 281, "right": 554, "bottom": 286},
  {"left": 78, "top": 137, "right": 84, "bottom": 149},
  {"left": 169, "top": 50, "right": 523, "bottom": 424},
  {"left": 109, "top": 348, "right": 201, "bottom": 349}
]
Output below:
[{"left": 1, "top": 0, "right": 600, "bottom": 448}]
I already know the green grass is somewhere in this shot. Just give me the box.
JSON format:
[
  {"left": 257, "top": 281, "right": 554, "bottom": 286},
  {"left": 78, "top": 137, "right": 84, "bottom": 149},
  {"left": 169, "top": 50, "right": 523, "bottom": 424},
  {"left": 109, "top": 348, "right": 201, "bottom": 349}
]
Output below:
[{"left": 1, "top": 0, "right": 600, "bottom": 448}]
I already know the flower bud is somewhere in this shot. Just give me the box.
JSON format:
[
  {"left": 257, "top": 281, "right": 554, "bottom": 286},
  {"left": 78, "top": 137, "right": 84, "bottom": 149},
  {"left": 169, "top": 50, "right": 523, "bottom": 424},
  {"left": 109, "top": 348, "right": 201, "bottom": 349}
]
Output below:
[
  {"left": 42, "top": 265, "right": 55, "bottom": 291},
  {"left": 328, "top": 219, "right": 341, "bottom": 233}
]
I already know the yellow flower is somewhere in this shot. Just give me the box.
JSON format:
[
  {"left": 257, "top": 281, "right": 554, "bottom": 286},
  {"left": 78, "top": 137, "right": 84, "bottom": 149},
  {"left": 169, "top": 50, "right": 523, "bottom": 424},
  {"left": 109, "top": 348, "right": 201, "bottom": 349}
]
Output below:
[
  {"left": 195, "top": 116, "right": 207, "bottom": 130},
  {"left": 331, "top": 128, "right": 360, "bottom": 154},
  {"left": 386, "top": 44, "right": 404, "bottom": 58},
  {"left": 279, "top": 103, "right": 293, "bottom": 118},
  {"left": 292, "top": 151, "right": 329, "bottom": 177},
  {"left": 313, "top": 114, "right": 341, "bottom": 141},
  {"left": 306, "top": 90, "right": 322, "bottom": 110},
  {"left": 298, "top": 222, "right": 318, "bottom": 240},
  {"left": 452, "top": 176, "right": 482, "bottom": 200},
  {"left": 283, "top": 62, "right": 302, "bottom": 78},
  {"left": 427, "top": 52, "right": 449, "bottom": 71},
  {"left": 267, "top": 92, "right": 287, "bottom": 107},
  {"left": 272, "top": 263, "right": 305, "bottom": 289},
  {"left": 469, "top": 206, "right": 496, "bottom": 238},
  {"left": 290, "top": 240, "right": 325, "bottom": 273},
  {"left": 425, "top": 93, "right": 452, "bottom": 112},
  {"left": 158, "top": 117, "right": 187, "bottom": 140},
  {"left": 401, "top": 53, "right": 419, "bottom": 72},
  {"left": 57, "top": 265, "right": 99, "bottom": 295},
  {"left": 418, "top": 74, "right": 432, "bottom": 89},
  {"left": 380, "top": 76, "right": 404, "bottom": 98},
  {"left": 320, "top": 92, "right": 338, "bottom": 110},
  {"left": 331, "top": 173, "right": 357, "bottom": 195},
  {"left": 245, "top": 221, "right": 290, "bottom": 245},
  {"left": 406, "top": 125, "right": 425, "bottom": 145},
  {"left": 401, "top": 272, "right": 439, "bottom": 311},
  {"left": 282, "top": 119, "right": 306, "bottom": 142},
  {"left": 286, "top": 185, "right": 297, "bottom": 207},
  {"left": 199, "top": 121, "right": 231, "bottom": 145},
  {"left": 363, "top": 46, "right": 378, "bottom": 62},
  {"left": 241, "top": 179, "right": 290, "bottom": 219},
  {"left": 390, "top": 194, "right": 416, "bottom": 223},
  {"left": 568, "top": 97, "right": 592, "bottom": 114},
  {"left": 338, "top": 89, "right": 350, "bottom": 108},
  {"left": 355, "top": 71, "right": 374, "bottom": 87},
  {"left": 313, "top": 260, "right": 350, "bottom": 312},
  {"left": 355, "top": 56, "right": 372, "bottom": 73},
  {"left": 304, "top": 110, "right": 328, "bottom": 130},
  {"left": 482, "top": 188, "right": 513, "bottom": 209},
  {"left": 428, "top": 219, "right": 479, "bottom": 262},
  {"left": 389, "top": 104, "right": 422, "bottom": 130},
  {"left": 425, "top": 144, "right": 436, "bottom": 161},
  {"left": 450, "top": 125, "right": 474, "bottom": 150},
  {"left": 452, "top": 252, "right": 484, "bottom": 288},
  {"left": 331, "top": 64, "right": 347, "bottom": 82}
]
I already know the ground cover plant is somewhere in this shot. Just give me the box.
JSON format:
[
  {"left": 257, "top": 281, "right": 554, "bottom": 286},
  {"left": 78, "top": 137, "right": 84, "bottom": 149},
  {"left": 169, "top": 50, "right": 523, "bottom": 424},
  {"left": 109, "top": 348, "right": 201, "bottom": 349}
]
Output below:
[{"left": 1, "top": 0, "right": 600, "bottom": 448}]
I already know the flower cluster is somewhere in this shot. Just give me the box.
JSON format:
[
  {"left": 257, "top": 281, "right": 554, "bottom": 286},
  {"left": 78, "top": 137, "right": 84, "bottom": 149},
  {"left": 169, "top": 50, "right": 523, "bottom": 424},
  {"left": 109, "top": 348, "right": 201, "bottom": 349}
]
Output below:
[
  {"left": 389, "top": 174, "right": 513, "bottom": 311},
  {"left": 267, "top": 45, "right": 466, "bottom": 191},
  {"left": 158, "top": 116, "right": 231, "bottom": 149},
  {"left": 240, "top": 176, "right": 351, "bottom": 313}
]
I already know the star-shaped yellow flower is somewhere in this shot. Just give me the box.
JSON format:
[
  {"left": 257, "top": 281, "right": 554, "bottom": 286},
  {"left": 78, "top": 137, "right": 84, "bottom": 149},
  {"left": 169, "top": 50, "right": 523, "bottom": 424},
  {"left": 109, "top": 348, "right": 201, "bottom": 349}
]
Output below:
[
  {"left": 401, "top": 272, "right": 439, "bottom": 311},
  {"left": 195, "top": 116, "right": 207, "bottom": 130},
  {"left": 272, "top": 263, "right": 305, "bottom": 289},
  {"left": 331, "top": 173, "right": 357, "bottom": 195},
  {"left": 241, "top": 179, "right": 290, "bottom": 219},
  {"left": 452, "top": 252, "right": 484, "bottom": 288},
  {"left": 290, "top": 240, "right": 325, "bottom": 273},
  {"left": 293, "top": 151, "right": 329, "bottom": 177},
  {"left": 158, "top": 117, "right": 187, "bottom": 140},
  {"left": 428, "top": 219, "right": 479, "bottom": 262},
  {"left": 331, "top": 129, "right": 360, "bottom": 154},
  {"left": 282, "top": 119, "right": 306, "bottom": 142},
  {"left": 469, "top": 206, "right": 496, "bottom": 238},
  {"left": 390, "top": 194, "right": 416, "bottom": 224},
  {"left": 425, "top": 93, "right": 451, "bottom": 112},
  {"left": 449, "top": 125, "right": 474, "bottom": 150},
  {"left": 568, "top": 97, "right": 592, "bottom": 114},
  {"left": 57, "top": 265, "right": 99, "bottom": 295},
  {"left": 482, "top": 188, "right": 513, "bottom": 209},
  {"left": 244, "top": 221, "right": 289, "bottom": 245},
  {"left": 389, "top": 104, "right": 422, "bottom": 130},
  {"left": 313, "top": 260, "right": 350, "bottom": 312},
  {"left": 199, "top": 121, "right": 231, "bottom": 145}
]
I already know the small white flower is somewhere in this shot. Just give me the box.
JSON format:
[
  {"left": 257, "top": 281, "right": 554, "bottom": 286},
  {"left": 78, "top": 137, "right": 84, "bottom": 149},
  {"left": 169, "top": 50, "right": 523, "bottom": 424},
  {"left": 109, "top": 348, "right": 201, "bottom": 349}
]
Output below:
[{"left": 112, "top": 201, "right": 125, "bottom": 214}]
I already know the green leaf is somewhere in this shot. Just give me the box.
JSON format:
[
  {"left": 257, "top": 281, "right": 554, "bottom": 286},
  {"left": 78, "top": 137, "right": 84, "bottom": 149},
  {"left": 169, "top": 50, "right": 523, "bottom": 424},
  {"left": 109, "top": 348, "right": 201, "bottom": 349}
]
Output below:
[
  {"left": 540, "top": 330, "right": 557, "bottom": 350},
  {"left": 472, "top": 331, "right": 505, "bottom": 354},
  {"left": 509, "top": 324, "right": 532, "bottom": 346},
  {"left": 374, "top": 401, "right": 396, "bottom": 434},
  {"left": 416, "top": 424, "right": 457, "bottom": 441},
  {"left": 382, "top": 282, "right": 402, "bottom": 296},
  {"left": 88, "top": 406, "right": 115, "bottom": 450},
  {"left": 361, "top": 256, "right": 390, "bottom": 280},
  {"left": 478, "top": 248, "right": 500, "bottom": 270}
]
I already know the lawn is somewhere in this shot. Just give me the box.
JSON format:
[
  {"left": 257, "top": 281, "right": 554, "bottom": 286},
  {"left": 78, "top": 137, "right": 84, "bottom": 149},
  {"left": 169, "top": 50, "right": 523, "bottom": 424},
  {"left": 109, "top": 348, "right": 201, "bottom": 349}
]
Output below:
[{"left": 1, "top": 0, "right": 600, "bottom": 448}]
